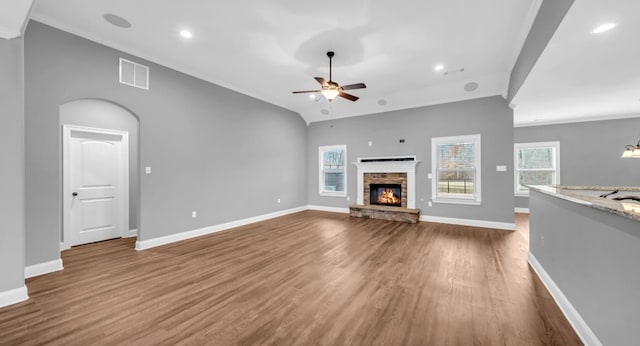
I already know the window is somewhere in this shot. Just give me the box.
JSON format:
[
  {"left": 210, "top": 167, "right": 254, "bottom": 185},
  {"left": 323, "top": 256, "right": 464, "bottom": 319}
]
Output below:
[
  {"left": 319, "top": 145, "right": 347, "bottom": 196},
  {"left": 514, "top": 141, "right": 560, "bottom": 195},
  {"left": 431, "top": 134, "right": 481, "bottom": 204}
]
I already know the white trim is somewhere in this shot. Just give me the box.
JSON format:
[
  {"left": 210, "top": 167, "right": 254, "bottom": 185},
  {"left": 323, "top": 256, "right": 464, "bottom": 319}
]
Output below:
[
  {"left": 126, "top": 229, "right": 138, "bottom": 238},
  {"left": 514, "top": 113, "right": 640, "bottom": 128},
  {"left": 431, "top": 134, "right": 481, "bottom": 204},
  {"left": 528, "top": 252, "right": 602, "bottom": 346},
  {"left": 432, "top": 198, "right": 481, "bottom": 206},
  {"left": 25, "top": 259, "right": 64, "bottom": 279},
  {"left": 514, "top": 207, "right": 530, "bottom": 214},
  {"left": 319, "top": 145, "right": 347, "bottom": 197},
  {"left": 62, "top": 124, "right": 130, "bottom": 248},
  {"left": 135, "top": 206, "right": 307, "bottom": 250},
  {"left": 307, "top": 205, "right": 350, "bottom": 214},
  {"left": 353, "top": 159, "right": 420, "bottom": 208},
  {"left": 420, "top": 215, "right": 516, "bottom": 231},
  {"left": 0, "top": 285, "right": 28, "bottom": 308}
]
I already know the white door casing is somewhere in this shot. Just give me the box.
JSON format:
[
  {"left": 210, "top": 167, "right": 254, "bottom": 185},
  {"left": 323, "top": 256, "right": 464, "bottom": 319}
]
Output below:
[{"left": 63, "top": 125, "right": 129, "bottom": 248}]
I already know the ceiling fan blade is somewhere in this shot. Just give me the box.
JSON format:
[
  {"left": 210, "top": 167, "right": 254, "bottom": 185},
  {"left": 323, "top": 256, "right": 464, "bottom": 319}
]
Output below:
[
  {"left": 292, "top": 90, "right": 321, "bottom": 94},
  {"left": 339, "top": 92, "right": 359, "bottom": 102},
  {"left": 314, "top": 77, "right": 326, "bottom": 85},
  {"left": 340, "top": 83, "right": 366, "bottom": 90}
]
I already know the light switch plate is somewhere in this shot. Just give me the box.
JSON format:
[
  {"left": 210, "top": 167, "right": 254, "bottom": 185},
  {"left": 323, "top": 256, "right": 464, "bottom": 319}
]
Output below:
[
  {"left": 145, "top": 166, "right": 151, "bottom": 174},
  {"left": 496, "top": 165, "right": 507, "bottom": 172}
]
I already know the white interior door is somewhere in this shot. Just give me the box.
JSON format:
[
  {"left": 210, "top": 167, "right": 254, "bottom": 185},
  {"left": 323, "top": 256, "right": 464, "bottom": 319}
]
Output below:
[{"left": 63, "top": 125, "right": 129, "bottom": 248}]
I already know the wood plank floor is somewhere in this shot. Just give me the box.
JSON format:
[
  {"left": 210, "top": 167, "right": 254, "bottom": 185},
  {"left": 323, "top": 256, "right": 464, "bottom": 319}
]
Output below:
[{"left": 0, "top": 211, "right": 581, "bottom": 345}]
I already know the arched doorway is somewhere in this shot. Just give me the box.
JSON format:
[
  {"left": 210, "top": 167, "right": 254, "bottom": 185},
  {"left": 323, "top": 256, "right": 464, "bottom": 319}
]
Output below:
[{"left": 60, "top": 99, "right": 140, "bottom": 248}]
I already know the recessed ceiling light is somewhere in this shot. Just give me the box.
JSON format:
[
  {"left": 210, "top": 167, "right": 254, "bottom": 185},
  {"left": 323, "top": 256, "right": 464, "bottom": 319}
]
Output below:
[
  {"left": 377, "top": 99, "right": 388, "bottom": 106},
  {"left": 320, "top": 109, "right": 330, "bottom": 115},
  {"left": 180, "top": 30, "right": 193, "bottom": 39},
  {"left": 592, "top": 23, "right": 616, "bottom": 34},
  {"left": 434, "top": 65, "right": 444, "bottom": 71},
  {"left": 103, "top": 13, "right": 131, "bottom": 29}
]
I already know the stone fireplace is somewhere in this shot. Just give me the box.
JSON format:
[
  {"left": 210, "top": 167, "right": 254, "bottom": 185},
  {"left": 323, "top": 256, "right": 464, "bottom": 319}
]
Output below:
[{"left": 350, "top": 157, "right": 420, "bottom": 223}]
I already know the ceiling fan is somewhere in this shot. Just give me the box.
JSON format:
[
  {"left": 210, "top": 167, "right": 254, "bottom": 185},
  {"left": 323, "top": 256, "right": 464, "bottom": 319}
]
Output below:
[{"left": 292, "top": 51, "right": 366, "bottom": 102}]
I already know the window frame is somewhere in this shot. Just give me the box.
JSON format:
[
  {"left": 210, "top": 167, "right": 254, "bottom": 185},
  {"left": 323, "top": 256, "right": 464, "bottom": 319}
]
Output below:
[
  {"left": 319, "top": 144, "right": 347, "bottom": 197},
  {"left": 514, "top": 141, "right": 560, "bottom": 196},
  {"left": 431, "top": 134, "right": 482, "bottom": 205}
]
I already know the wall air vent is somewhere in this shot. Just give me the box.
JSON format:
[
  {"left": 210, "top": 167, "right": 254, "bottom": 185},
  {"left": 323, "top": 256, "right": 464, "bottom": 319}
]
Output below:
[{"left": 119, "top": 58, "right": 149, "bottom": 90}]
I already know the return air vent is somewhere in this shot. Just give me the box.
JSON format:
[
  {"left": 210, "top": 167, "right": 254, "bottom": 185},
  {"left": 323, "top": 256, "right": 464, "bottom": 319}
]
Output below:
[{"left": 119, "top": 58, "right": 149, "bottom": 90}]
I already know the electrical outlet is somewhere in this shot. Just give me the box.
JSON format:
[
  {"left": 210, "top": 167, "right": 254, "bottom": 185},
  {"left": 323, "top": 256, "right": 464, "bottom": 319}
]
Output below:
[
  {"left": 541, "top": 235, "right": 544, "bottom": 248},
  {"left": 191, "top": 211, "right": 197, "bottom": 218},
  {"left": 145, "top": 166, "right": 151, "bottom": 174},
  {"left": 277, "top": 198, "right": 281, "bottom": 204},
  {"left": 428, "top": 201, "right": 433, "bottom": 207},
  {"left": 347, "top": 196, "right": 350, "bottom": 201}
]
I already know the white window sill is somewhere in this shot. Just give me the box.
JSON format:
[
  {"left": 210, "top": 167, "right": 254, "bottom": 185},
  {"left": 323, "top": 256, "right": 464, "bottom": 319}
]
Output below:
[
  {"left": 432, "top": 198, "right": 482, "bottom": 206},
  {"left": 515, "top": 192, "right": 529, "bottom": 197},
  {"left": 319, "top": 192, "right": 347, "bottom": 197}
]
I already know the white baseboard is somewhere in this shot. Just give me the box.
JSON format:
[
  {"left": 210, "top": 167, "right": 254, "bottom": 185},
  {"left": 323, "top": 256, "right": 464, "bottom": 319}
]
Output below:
[
  {"left": 25, "top": 259, "right": 64, "bottom": 279},
  {"left": 514, "top": 207, "right": 530, "bottom": 214},
  {"left": 0, "top": 285, "right": 28, "bottom": 308},
  {"left": 136, "top": 206, "right": 308, "bottom": 251},
  {"left": 126, "top": 229, "right": 137, "bottom": 238},
  {"left": 528, "top": 252, "right": 602, "bottom": 346},
  {"left": 307, "top": 205, "right": 350, "bottom": 214},
  {"left": 420, "top": 215, "right": 516, "bottom": 231}
]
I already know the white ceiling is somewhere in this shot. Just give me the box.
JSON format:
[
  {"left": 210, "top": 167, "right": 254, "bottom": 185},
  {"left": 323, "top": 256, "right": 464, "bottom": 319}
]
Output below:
[
  {"left": 30, "top": 0, "right": 539, "bottom": 124},
  {"left": 0, "top": 0, "right": 34, "bottom": 39},
  {"left": 512, "top": 0, "right": 640, "bottom": 126}
]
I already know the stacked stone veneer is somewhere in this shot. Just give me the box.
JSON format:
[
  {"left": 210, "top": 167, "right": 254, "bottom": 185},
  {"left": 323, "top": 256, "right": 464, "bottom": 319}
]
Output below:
[{"left": 364, "top": 172, "right": 408, "bottom": 208}]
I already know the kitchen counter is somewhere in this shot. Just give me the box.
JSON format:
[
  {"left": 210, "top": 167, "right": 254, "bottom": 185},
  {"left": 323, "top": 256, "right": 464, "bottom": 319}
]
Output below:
[
  {"left": 527, "top": 185, "right": 640, "bottom": 345},
  {"left": 527, "top": 185, "right": 640, "bottom": 222}
]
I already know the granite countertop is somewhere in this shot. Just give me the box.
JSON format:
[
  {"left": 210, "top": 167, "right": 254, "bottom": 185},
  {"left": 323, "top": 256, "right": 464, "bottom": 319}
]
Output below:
[{"left": 527, "top": 185, "right": 640, "bottom": 222}]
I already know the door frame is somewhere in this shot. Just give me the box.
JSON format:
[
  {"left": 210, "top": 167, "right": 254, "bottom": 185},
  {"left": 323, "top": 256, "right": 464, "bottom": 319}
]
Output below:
[{"left": 62, "top": 124, "right": 130, "bottom": 249}]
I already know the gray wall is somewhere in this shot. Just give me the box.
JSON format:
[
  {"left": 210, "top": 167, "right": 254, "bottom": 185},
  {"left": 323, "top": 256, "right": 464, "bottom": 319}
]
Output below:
[
  {"left": 60, "top": 99, "right": 139, "bottom": 231},
  {"left": 308, "top": 95, "right": 515, "bottom": 224},
  {"left": 24, "top": 21, "right": 308, "bottom": 266},
  {"left": 0, "top": 37, "right": 26, "bottom": 292},
  {"left": 515, "top": 117, "right": 640, "bottom": 209},
  {"left": 530, "top": 190, "right": 640, "bottom": 345},
  {"left": 507, "top": 0, "right": 574, "bottom": 103}
]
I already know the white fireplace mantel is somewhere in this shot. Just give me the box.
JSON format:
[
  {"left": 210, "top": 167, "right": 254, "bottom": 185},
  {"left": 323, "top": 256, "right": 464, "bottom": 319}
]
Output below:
[{"left": 353, "top": 157, "right": 421, "bottom": 208}]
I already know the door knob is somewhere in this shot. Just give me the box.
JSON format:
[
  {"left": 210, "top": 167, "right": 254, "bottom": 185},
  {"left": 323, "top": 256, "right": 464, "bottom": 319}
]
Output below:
[{"left": 72, "top": 192, "right": 78, "bottom": 197}]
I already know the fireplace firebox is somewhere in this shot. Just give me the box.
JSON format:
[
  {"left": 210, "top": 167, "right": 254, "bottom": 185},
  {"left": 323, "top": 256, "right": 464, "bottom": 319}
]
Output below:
[{"left": 370, "top": 184, "right": 402, "bottom": 207}]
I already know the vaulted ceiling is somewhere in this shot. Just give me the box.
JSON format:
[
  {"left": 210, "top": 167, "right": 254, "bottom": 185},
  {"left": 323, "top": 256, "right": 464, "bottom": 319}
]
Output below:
[
  {"left": 29, "top": 0, "right": 538, "bottom": 124},
  {"left": 7, "top": 0, "right": 640, "bottom": 125}
]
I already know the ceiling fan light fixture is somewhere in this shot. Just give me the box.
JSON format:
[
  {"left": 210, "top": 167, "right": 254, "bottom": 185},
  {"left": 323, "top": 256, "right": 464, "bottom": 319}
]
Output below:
[
  {"left": 621, "top": 140, "right": 640, "bottom": 158},
  {"left": 321, "top": 88, "right": 340, "bottom": 101}
]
